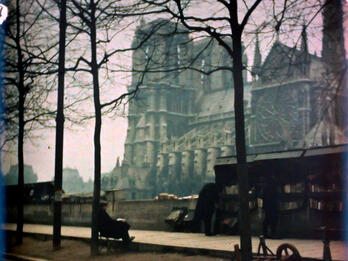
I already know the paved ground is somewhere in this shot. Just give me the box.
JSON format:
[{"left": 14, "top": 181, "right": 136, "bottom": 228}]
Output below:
[
  {"left": 3, "top": 223, "right": 347, "bottom": 260},
  {"left": 4, "top": 236, "right": 229, "bottom": 261}
]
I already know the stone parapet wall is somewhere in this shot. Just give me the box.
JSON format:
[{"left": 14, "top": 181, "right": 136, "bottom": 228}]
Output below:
[
  {"left": 111, "top": 199, "right": 197, "bottom": 231},
  {"left": 6, "top": 199, "right": 197, "bottom": 231},
  {"left": 4, "top": 198, "right": 342, "bottom": 239}
]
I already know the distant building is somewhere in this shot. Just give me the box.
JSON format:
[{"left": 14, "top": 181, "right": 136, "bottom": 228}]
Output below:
[
  {"left": 108, "top": 5, "right": 347, "bottom": 198},
  {"left": 4, "top": 164, "right": 38, "bottom": 185},
  {"left": 62, "top": 168, "right": 92, "bottom": 194}
]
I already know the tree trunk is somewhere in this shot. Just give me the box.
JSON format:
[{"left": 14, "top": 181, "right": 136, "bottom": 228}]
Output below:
[
  {"left": 15, "top": 0, "right": 24, "bottom": 245},
  {"left": 53, "top": 0, "right": 66, "bottom": 250},
  {"left": 232, "top": 30, "right": 252, "bottom": 261},
  {"left": 90, "top": 0, "right": 102, "bottom": 255},
  {"left": 16, "top": 94, "right": 24, "bottom": 245}
]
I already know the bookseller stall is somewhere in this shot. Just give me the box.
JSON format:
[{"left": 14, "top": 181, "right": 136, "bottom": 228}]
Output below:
[{"left": 214, "top": 144, "right": 347, "bottom": 238}]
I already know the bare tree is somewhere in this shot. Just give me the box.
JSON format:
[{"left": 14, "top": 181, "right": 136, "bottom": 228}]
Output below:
[
  {"left": 2, "top": 0, "right": 97, "bottom": 246},
  {"left": 53, "top": 0, "right": 67, "bottom": 250},
  {"left": 30, "top": 0, "right": 155, "bottom": 252},
  {"left": 63, "top": 0, "right": 138, "bottom": 254},
  {"left": 2, "top": 0, "right": 60, "bottom": 244},
  {"left": 119, "top": 0, "right": 346, "bottom": 259}
]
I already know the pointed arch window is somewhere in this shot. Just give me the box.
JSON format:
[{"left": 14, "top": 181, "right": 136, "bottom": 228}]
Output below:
[
  {"left": 200, "top": 59, "right": 206, "bottom": 86},
  {"left": 177, "top": 45, "right": 181, "bottom": 67},
  {"left": 145, "top": 46, "right": 149, "bottom": 59}
]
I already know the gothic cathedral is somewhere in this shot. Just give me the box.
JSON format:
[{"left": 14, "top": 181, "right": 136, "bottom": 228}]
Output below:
[{"left": 106, "top": 2, "right": 347, "bottom": 198}]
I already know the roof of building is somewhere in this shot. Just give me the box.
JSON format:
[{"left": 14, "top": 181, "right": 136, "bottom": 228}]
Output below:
[
  {"left": 136, "top": 18, "right": 188, "bottom": 37},
  {"left": 260, "top": 41, "right": 321, "bottom": 84},
  {"left": 197, "top": 85, "right": 251, "bottom": 117}
]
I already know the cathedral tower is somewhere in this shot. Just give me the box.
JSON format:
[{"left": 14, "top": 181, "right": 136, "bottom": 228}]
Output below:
[
  {"left": 123, "top": 19, "right": 194, "bottom": 170},
  {"left": 322, "top": 0, "right": 346, "bottom": 79}
]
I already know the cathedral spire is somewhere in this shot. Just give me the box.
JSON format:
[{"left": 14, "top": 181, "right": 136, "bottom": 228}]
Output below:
[
  {"left": 300, "top": 24, "right": 310, "bottom": 77},
  {"left": 116, "top": 157, "right": 120, "bottom": 168},
  {"left": 252, "top": 33, "right": 262, "bottom": 80},
  {"left": 300, "top": 24, "right": 308, "bottom": 53},
  {"left": 140, "top": 17, "right": 145, "bottom": 27},
  {"left": 275, "top": 30, "right": 280, "bottom": 44}
]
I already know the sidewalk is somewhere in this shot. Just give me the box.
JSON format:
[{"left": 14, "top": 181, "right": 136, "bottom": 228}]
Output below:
[{"left": 3, "top": 223, "right": 347, "bottom": 260}]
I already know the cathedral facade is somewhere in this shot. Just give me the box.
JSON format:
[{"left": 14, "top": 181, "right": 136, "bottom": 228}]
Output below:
[{"left": 105, "top": 14, "right": 346, "bottom": 198}]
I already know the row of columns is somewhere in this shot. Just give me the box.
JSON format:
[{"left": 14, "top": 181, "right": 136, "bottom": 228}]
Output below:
[{"left": 156, "top": 145, "right": 234, "bottom": 180}]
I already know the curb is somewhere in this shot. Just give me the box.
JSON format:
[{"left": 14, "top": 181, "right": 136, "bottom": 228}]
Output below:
[
  {"left": 3, "top": 229, "right": 326, "bottom": 261},
  {"left": 2, "top": 252, "right": 49, "bottom": 261}
]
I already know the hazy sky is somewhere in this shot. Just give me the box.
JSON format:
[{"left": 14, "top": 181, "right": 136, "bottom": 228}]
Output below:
[
  {"left": 2, "top": 1, "right": 348, "bottom": 182},
  {"left": 2, "top": 95, "right": 129, "bottom": 182}
]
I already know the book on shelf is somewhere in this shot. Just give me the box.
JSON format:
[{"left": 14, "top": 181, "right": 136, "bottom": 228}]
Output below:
[
  {"left": 280, "top": 201, "right": 302, "bottom": 210},
  {"left": 309, "top": 198, "right": 342, "bottom": 211},
  {"left": 310, "top": 183, "right": 340, "bottom": 193},
  {"left": 283, "top": 183, "right": 304, "bottom": 193}
]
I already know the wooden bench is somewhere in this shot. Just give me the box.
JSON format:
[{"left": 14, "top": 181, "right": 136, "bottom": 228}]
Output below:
[{"left": 98, "top": 231, "right": 123, "bottom": 253}]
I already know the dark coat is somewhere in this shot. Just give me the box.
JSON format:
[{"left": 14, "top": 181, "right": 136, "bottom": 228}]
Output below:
[
  {"left": 193, "top": 183, "right": 222, "bottom": 222},
  {"left": 262, "top": 181, "right": 279, "bottom": 237},
  {"left": 97, "top": 207, "right": 130, "bottom": 238},
  {"left": 262, "top": 183, "right": 279, "bottom": 211}
]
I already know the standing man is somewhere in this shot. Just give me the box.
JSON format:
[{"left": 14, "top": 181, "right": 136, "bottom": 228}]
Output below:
[
  {"left": 262, "top": 176, "right": 279, "bottom": 238},
  {"left": 192, "top": 183, "right": 224, "bottom": 236}
]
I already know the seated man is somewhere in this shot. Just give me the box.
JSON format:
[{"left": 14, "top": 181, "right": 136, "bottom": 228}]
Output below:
[{"left": 97, "top": 200, "right": 135, "bottom": 245}]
